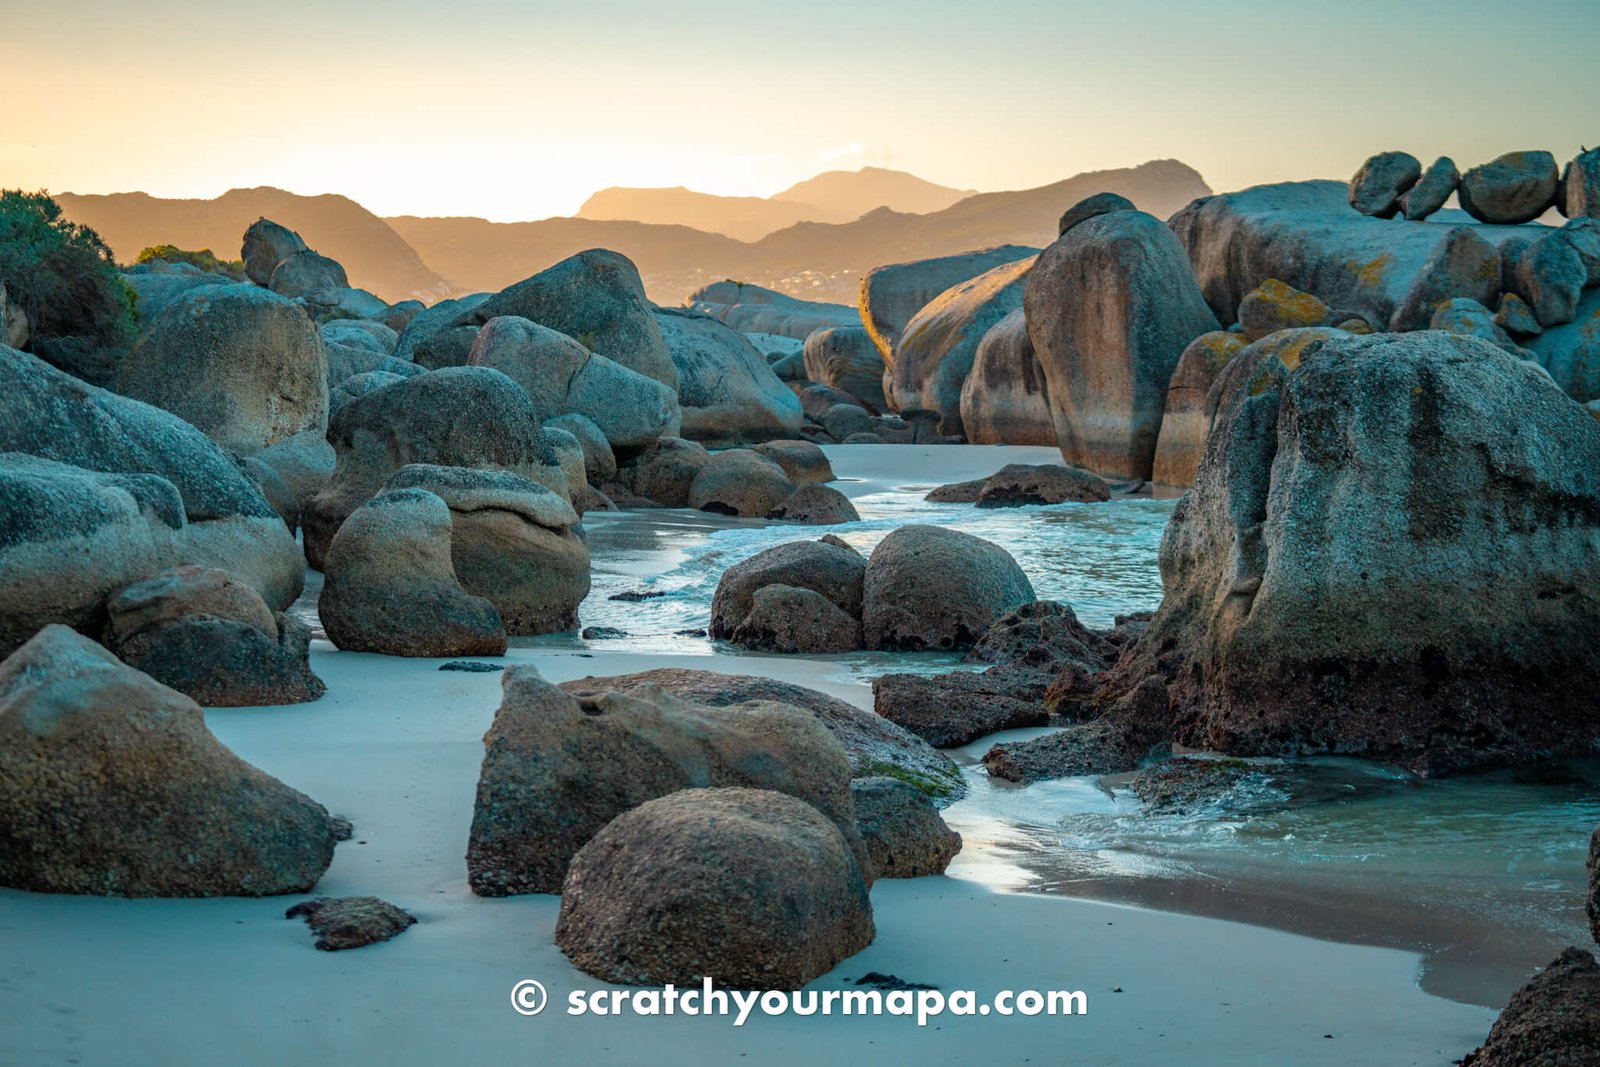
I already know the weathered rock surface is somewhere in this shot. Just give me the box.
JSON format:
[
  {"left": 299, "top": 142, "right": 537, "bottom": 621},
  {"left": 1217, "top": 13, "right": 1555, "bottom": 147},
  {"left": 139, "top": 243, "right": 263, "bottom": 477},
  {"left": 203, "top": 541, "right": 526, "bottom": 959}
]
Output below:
[
  {"left": 959, "top": 308, "right": 1057, "bottom": 445},
  {"left": 1388, "top": 226, "right": 1502, "bottom": 332},
  {"left": 1528, "top": 288, "right": 1600, "bottom": 401},
  {"left": 0, "top": 626, "right": 337, "bottom": 896},
  {"left": 1059, "top": 191, "right": 1135, "bottom": 236},
  {"left": 383, "top": 464, "right": 588, "bottom": 635},
  {"left": 767, "top": 482, "right": 860, "bottom": 524},
  {"left": 1399, "top": 156, "right": 1460, "bottom": 221},
  {"left": 655, "top": 308, "right": 802, "bottom": 445},
  {"left": 545, "top": 413, "right": 617, "bottom": 485},
  {"left": 242, "top": 218, "right": 308, "bottom": 286},
  {"left": 686, "top": 449, "right": 794, "bottom": 516},
  {"left": 1026, "top": 210, "right": 1219, "bottom": 479},
  {"left": 286, "top": 896, "right": 416, "bottom": 952},
  {"left": 113, "top": 284, "right": 328, "bottom": 454},
  {"left": 613, "top": 436, "right": 712, "bottom": 507},
  {"left": 983, "top": 677, "right": 1170, "bottom": 782},
  {"left": 555, "top": 787, "right": 874, "bottom": 988},
  {"left": 802, "top": 326, "right": 887, "bottom": 411},
  {"left": 269, "top": 250, "right": 350, "bottom": 299},
  {"left": 863, "top": 525, "right": 1034, "bottom": 651},
  {"left": 1236, "top": 279, "right": 1330, "bottom": 340},
  {"left": 453, "top": 249, "right": 676, "bottom": 388},
  {"left": 731, "top": 584, "right": 863, "bottom": 653},
  {"left": 467, "top": 671, "right": 863, "bottom": 895},
  {"left": 752, "top": 439, "right": 834, "bottom": 483},
  {"left": 1459, "top": 151, "right": 1560, "bottom": 225},
  {"left": 1430, "top": 298, "right": 1520, "bottom": 352},
  {"left": 319, "top": 489, "right": 507, "bottom": 657},
  {"left": 710, "top": 538, "right": 865, "bottom": 638},
  {"left": 851, "top": 776, "right": 961, "bottom": 878},
  {"left": 1563, "top": 148, "right": 1600, "bottom": 220},
  {"left": 892, "top": 255, "right": 1036, "bottom": 435},
  {"left": 859, "top": 245, "right": 1038, "bottom": 363},
  {"left": 1459, "top": 947, "right": 1600, "bottom": 1066},
  {"left": 689, "top": 281, "right": 861, "bottom": 340},
  {"left": 104, "top": 565, "right": 324, "bottom": 706},
  {"left": 1120, "top": 330, "right": 1600, "bottom": 775},
  {"left": 1151, "top": 331, "right": 1250, "bottom": 487},
  {"left": 1348, "top": 151, "right": 1421, "bottom": 218},
  {"left": 301, "top": 366, "right": 568, "bottom": 568},
  {"left": 975, "top": 463, "right": 1110, "bottom": 507},
  {"left": 558, "top": 668, "right": 963, "bottom": 802},
  {"left": 0, "top": 347, "right": 302, "bottom": 611},
  {"left": 873, "top": 667, "right": 1051, "bottom": 747},
  {"left": 1514, "top": 229, "right": 1588, "bottom": 327},
  {"left": 121, "top": 261, "right": 234, "bottom": 331}
]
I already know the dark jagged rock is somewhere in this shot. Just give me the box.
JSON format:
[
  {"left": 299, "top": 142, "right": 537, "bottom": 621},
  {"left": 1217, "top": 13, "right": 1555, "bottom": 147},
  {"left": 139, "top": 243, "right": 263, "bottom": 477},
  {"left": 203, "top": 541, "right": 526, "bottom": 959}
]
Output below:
[
  {"left": 286, "top": 896, "right": 416, "bottom": 951},
  {"left": 1459, "top": 947, "right": 1600, "bottom": 1066},
  {"left": 851, "top": 776, "right": 961, "bottom": 878},
  {"left": 983, "top": 677, "right": 1170, "bottom": 782},
  {"left": 975, "top": 463, "right": 1110, "bottom": 507}
]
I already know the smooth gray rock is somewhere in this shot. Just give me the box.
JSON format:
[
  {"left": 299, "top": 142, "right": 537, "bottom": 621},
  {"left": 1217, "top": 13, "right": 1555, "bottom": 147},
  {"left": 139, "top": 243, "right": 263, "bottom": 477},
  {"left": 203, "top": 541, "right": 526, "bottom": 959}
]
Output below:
[
  {"left": 120, "top": 261, "right": 234, "bottom": 331},
  {"left": 655, "top": 308, "right": 802, "bottom": 445},
  {"left": 802, "top": 326, "right": 886, "bottom": 411},
  {"left": 1459, "top": 151, "right": 1560, "bottom": 225},
  {"left": 1059, "top": 191, "right": 1135, "bottom": 236},
  {"left": 1400, "top": 156, "right": 1460, "bottom": 221},
  {"left": 268, "top": 250, "right": 349, "bottom": 299},
  {"left": 545, "top": 413, "right": 616, "bottom": 485},
  {"left": 859, "top": 245, "right": 1038, "bottom": 363},
  {"left": 688, "top": 281, "right": 861, "bottom": 340},
  {"left": 863, "top": 525, "right": 1035, "bottom": 651},
  {"left": 1513, "top": 230, "right": 1587, "bottom": 327},
  {"left": 959, "top": 308, "right": 1056, "bottom": 445},
  {"left": 1025, "top": 209, "right": 1219, "bottom": 479},
  {"left": 687, "top": 449, "right": 795, "bottom": 517},
  {"left": 241, "top": 218, "right": 307, "bottom": 286},
  {"left": 1348, "top": 151, "right": 1421, "bottom": 218},
  {"left": 1527, "top": 287, "right": 1600, "bottom": 401}
]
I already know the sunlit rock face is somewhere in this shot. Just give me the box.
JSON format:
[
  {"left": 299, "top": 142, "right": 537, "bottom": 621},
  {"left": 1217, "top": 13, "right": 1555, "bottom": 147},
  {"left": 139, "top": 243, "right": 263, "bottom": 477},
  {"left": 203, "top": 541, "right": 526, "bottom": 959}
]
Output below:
[{"left": 1119, "top": 330, "right": 1600, "bottom": 776}]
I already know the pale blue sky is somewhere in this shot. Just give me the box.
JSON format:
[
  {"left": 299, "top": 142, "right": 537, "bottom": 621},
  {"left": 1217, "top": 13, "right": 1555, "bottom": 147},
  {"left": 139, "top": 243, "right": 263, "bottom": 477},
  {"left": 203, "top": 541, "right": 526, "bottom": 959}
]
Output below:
[{"left": 4, "top": 0, "right": 1596, "bottom": 219}]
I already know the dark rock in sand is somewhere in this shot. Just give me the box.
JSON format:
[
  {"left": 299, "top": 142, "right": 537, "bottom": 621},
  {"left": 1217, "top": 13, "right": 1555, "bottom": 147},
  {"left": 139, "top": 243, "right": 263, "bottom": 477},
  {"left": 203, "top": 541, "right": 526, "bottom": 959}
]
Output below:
[
  {"left": 1460, "top": 947, "right": 1600, "bottom": 1066},
  {"left": 975, "top": 463, "right": 1110, "bottom": 507},
  {"left": 287, "top": 896, "right": 416, "bottom": 951},
  {"left": 800, "top": 382, "right": 873, "bottom": 419},
  {"left": 439, "top": 660, "right": 504, "bottom": 673},
  {"left": 555, "top": 787, "right": 874, "bottom": 988},
  {"left": 710, "top": 538, "right": 866, "bottom": 638},
  {"left": 873, "top": 667, "right": 1052, "bottom": 747},
  {"left": 557, "top": 668, "right": 963, "bottom": 802},
  {"left": 863, "top": 525, "right": 1034, "bottom": 651},
  {"left": 819, "top": 402, "right": 877, "bottom": 440},
  {"left": 1347, "top": 151, "right": 1420, "bottom": 218},
  {"left": 983, "top": 677, "right": 1170, "bottom": 782},
  {"left": 1459, "top": 151, "right": 1560, "bottom": 225},
  {"left": 924, "top": 477, "right": 988, "bottom": 503},
  {"left": 319, "top": 488, "right": 507, "bottom": 658},
  {"left": 851, "top": 776, "right": 961, "bottom": 878},
  {"left": 731, "top": 584, "right": 863, "bottom": 653},
  {"left": 767, "top": 483, "right": 860, "bottom": 524},
  {"left": 104, "top": 565, "right": 324, "bottom": 707},
  {"left": 967, "top": 600, "right": 1114, "bottom": 669},
  {"left": 0, "top": 626, "right": 338, "bottom": 896},
  {"left": 467, "top": 671, "right": 863, "bottom": 895},
  {"left": 1115, "top": 330, "right": 1600, "bottom": 775}
]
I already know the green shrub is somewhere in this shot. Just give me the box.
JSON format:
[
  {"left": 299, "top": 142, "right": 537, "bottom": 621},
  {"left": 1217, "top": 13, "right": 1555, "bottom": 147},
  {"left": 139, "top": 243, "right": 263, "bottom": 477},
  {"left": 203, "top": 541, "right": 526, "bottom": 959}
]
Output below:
[
  {"left": 0, "top": 189, "right": 135, "bottom": 350},
  {"left": 136, "top": 244, "right": 247, "bottom": 281}
]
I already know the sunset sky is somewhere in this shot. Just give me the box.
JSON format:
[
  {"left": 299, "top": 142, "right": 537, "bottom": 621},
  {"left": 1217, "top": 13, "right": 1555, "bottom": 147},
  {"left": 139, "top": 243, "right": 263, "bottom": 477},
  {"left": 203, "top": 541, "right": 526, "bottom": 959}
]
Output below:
[{"left": 6, "top": 0, "right": 1598, "bottom": 221}]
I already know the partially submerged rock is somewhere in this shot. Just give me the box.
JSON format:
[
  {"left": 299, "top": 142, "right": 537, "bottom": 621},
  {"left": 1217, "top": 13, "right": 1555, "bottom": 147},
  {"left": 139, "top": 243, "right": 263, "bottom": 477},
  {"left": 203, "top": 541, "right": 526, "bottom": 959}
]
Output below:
[
  {"left": 0, "top": 626, "right": 337, "bottom": 896},
  {"left": 863, "top": 525, "right": 1034, "bottom": 651},
  {"left": 710, "top": 538, "right": 865, "bottom": 638},
  {"left": 687, "top": 449, "right": 795, "bottom": 517},
  {"left": 555, "top": 787, "right": 874, "bottom": 988},
  {"left": 983, "top": 677, "right": 1170, "bottom": 782},
  {"left": 1459, "top": 947, "right": 1600, "bottom": 1066},
  {"left": 975, "top": 463, "right": 1110, "bottom": 507},
  {"left": 731, "top": 584, "right": 863, "bottom": 653},
  {"left": 767, "top": 483, "right": 860, "bottom": 524}
]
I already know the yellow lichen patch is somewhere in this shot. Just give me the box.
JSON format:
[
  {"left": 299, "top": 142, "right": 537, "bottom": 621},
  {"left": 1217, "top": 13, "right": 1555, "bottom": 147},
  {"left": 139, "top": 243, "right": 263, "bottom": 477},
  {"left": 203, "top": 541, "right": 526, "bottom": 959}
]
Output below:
[
  {"left": 1336, "top": 318, "right": 1374, "bottom": 334},
  {"left": 1194, "top": 330, "right": 1249, "bottom": 372},
  {"left": 1346, "top": 253, "right": 1395, "bottom": 287},
  {"left": 1253, "top": 327, "right": 1342, "bottom": 370}
]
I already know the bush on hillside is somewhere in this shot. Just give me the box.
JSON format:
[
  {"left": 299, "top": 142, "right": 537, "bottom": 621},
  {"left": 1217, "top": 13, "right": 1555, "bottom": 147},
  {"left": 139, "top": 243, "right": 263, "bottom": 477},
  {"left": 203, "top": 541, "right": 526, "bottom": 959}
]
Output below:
[
  {"left": 0, "top": 189, "right": 135, "bottom": 350},
  {"left": 136, "top": 244, "right": 247, "bottom": 280}
]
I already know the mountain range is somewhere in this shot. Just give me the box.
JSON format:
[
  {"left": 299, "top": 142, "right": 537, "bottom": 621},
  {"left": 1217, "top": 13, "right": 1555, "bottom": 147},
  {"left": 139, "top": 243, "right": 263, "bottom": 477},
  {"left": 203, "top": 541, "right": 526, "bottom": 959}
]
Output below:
[
  {"left": 576, "top": 167, "right": 975, "bottom": 241},
  {"left": 56, "top": 161, "right": 1212, "bottom": 305}
]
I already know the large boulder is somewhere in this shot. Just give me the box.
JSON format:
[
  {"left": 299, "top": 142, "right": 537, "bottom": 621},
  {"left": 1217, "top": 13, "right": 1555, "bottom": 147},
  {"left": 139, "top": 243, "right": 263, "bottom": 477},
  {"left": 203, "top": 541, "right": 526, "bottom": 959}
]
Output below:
[
  {"left": 558, "top": 668, "right": 964, "bottom": 802},
  {"left": 1460, "top": 947, "right": 1600, "bottom": 1066},
  {"left": 104, "top": 565, "right": 324, "bottom": 707},
  {"left": 0, "top": 346, "right": 303, "bottom": 610},
  {"left": 687, "top": 449, "right": 795, "bottom": 516},
  {"left": 1527, "top": 288, "right": 1600, "bottom": 401},
  {"left": 466, "top": 315, "right": 680, "bottom": 450},
  {"left": 0, "top": 626, "right": 338, "bottom": 896},
  {"left": 767, "top": 483, "right": 860, "bottom": 524},
  {"left": 1562, "top": 147, "right": 1600, "bottom": 220},
  {"left": 112, "top": 284, "right": 328, "bottom": 454},
  {"left": 850, "top": 776, "right": 961, "bottom": 879},
  {"left": 241, "top": 218, "right": 308, "bottom": 286},
  {"left": 467, "top": 671, "right": 863, "bottom": 895},
  {"left": 1399, "top": 156, "right": 1461, "bottom": 221},
  {"left": 975, "top": 463, "right": 1110, "bottom": 507},
  {"left": 802, "top": 326, "right": 887, "bottom": 411},
  {"left": 859, "top": 245, "right": 1038, "bottom": 362},
  {"left": 612, "top": 436, "right": 712, "bottom": 506},
  {"left": 863, "top": 525, "right": 1035, "bottom": 651},
  {"left": 1121, "top": 330, "right": 1600, "bottom": 775},
  {"left": 545, "top": 412, "right": 617, "bottom": 485},
  {"left": 892, "top": 255, "right": 1036, "bottom": 435},
  {"left": 1347, "top": 151, "right": 1421, "bottom": 218},
  {"left": 1388, "top": 226, "right": 1503, "bottom": 332},
  {"left": 709, "top": 538, "right": 866, "bottom": 638},
  {"left": 751, "top": 439, "right": 834, "bottom": 483},
  {"left": 319, "top": 488, "right": 507, "bottom": 657},
  {"left": 1170, "top": 180, "right": 1548, "bottom": 335},
  {"left": 1235, "top": 279, "right": 1330, "bottom": 340},
  {"left": 1513, "top": 229, "right": 1588, "bottom": 328},
  {"left": 1151, "top": 331, "right": 1250, "bottom": 487},
  {"left": 555, "top": 787, "right": 874, "bottom": 988},
  {"left": 688, "top": 281, "right": 861, "bottom": 340},
  {"left": 1059, "top": 192, "right": 1135, "bottom": 236},
  {"left": 383, "top": 464, "right": 588, "bottom": 635},
  {"left": 1459, "top": 151, "right": 1560, "bottom": 225},
  {"left": 0, "top": 454, "right": 187, "bottom": 656},
  {"left": 120, "top": 261, "right": 234, "bottom": 332},
  {"left": 655, "top": 308, "right": 802, "bottom": 445},
  {"left": 452, "top": 249, "right": 676, "bottom": 388},
  {"left": 731, "top": 584, "right": 863, "bottom": 653},
  {"left": 268, "top": 250, "right": 350, "bottom": 299},
  {"left": 959, "top": 308, "right": 1057, "bottom": 445},
  {"left": 1026, "top": 209, "right": 1220, "bottom": 479},
  {"left": 301, "top": 366, "right": 568, "bottom": 568},
  {"left": 393, "top": 293, "right": 490, "bottom": 362}
]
